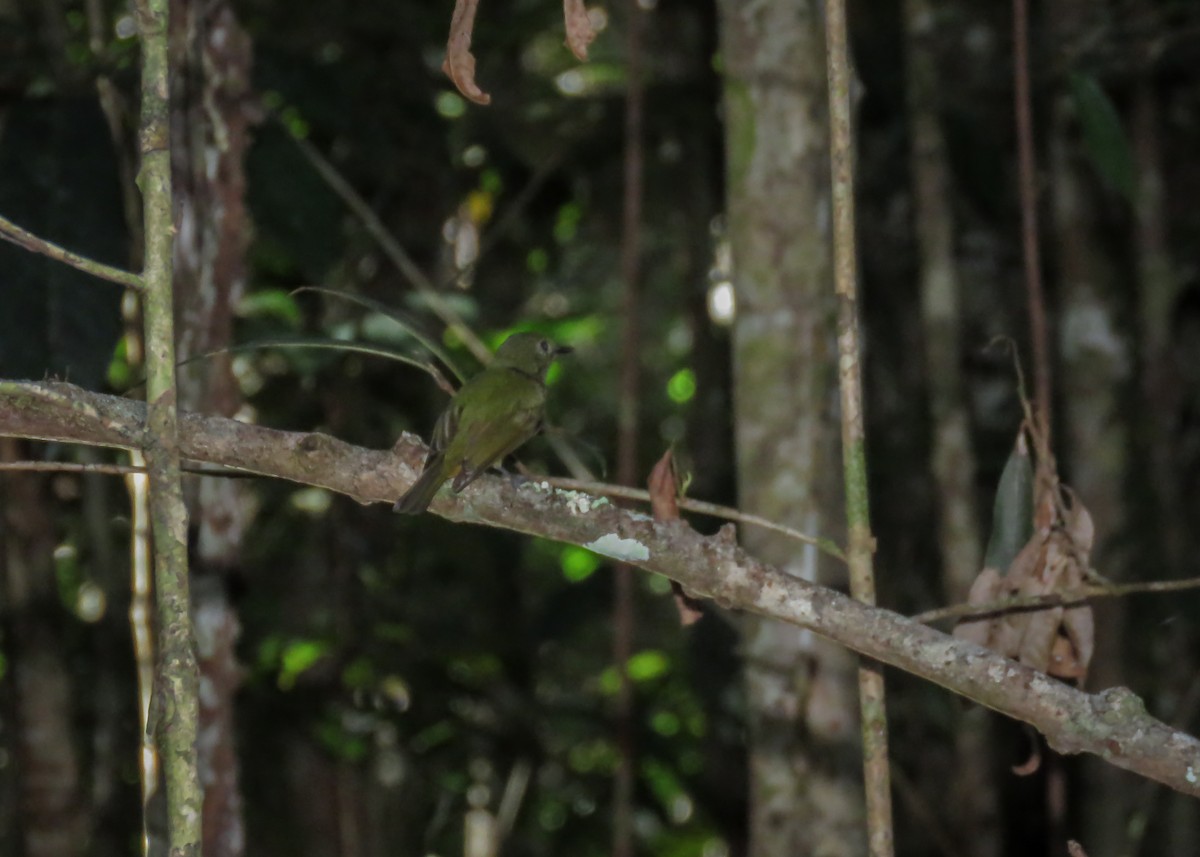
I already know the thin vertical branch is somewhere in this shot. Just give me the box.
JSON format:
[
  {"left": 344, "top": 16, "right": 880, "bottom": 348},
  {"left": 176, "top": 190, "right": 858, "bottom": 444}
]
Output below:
[
  {"left": 612, "top": 2, "right": 645, "bottom": 855},
  {"left": 135, "top": 0, "right": 202, "bottom": 853},
  {"left": 1013, "top": 0, "right": 1052, "bottom": 435},
  {"left": 824, "top": 3, "right": 895, "bottom": 856}
]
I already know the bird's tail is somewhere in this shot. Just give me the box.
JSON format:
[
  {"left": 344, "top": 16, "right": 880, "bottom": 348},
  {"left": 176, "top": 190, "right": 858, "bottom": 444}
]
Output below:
[{"left": 393, "top": 453, "right": 448, "bottom": 515}]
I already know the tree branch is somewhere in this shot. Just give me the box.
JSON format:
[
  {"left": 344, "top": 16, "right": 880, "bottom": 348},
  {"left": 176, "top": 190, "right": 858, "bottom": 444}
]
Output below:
[
  {"left": 0, "top": 213, "right": 144, "bottom": 291},
  {"left": 825, "top": 2, "right": 895, "bottom": 851},
  {"left": 134, "top": 0, "right": 202, "bottom": 850},
  {"left": 3, "top": 379, "right": 1200, "bottom": 798}
]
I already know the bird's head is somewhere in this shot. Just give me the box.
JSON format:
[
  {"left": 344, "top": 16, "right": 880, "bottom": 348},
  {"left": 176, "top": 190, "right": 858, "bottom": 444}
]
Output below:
[{"left": 492, "top": 331, "right": 572, "bottom": 379}]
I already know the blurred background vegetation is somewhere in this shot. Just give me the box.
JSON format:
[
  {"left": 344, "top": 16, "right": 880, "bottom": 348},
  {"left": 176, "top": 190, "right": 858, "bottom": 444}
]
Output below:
[{"left": 1, "top": 0, "right": 1200, "bottom": 855}]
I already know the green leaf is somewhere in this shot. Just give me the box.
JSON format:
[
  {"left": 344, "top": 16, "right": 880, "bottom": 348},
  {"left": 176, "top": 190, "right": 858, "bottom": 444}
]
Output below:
[
  {"left": 315, "top": 717, "right": 369, "bottom": 762},
  {"left": 560, "top": 545, "right": 602, "bottom": 582},
  {"left": 1070, "top": 72, "right": 1135, "bottom": 200},
  {"left": 278, "top": 638, "right": 330, "bottom": 690},
  {"left": 984, "top": 435, "right": 1034, "bottom": 571},
  {"left": 626, "top": 649, "right": 670, "bottom": 682},
  {"left": 237, "top": 288, "right": 303, "bottom": 327},
  {"left": 667, "top": 368, "right": 697, "bottom": 404}
]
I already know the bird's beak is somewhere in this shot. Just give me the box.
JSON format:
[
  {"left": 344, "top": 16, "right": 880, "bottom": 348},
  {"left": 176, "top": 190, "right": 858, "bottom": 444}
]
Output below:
[{"left": 554, "top": 345, "right": 574, "bottom": 356}]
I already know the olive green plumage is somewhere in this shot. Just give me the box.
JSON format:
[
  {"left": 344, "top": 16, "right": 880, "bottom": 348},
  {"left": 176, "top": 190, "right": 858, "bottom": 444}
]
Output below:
[{"left": 393, "top": 332, "right": 571, "bottom": 515}]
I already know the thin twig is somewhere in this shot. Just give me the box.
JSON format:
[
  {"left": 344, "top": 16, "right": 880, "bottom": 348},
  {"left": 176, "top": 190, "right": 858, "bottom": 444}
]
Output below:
[
  {"left": 0, "top": 213, "right": 143, "bottom": 291},
  {"left": 0, "top": 461, "right": 146, "bottom": 475},
  {"left": 1013, "top": 0, "right": 1053, "bottom": 435},
  {"left": 914, "top": 576, "right": 1200, "bottom": 625},
  {"left": 542, "top": 475, "right": 846, "bottom": 560},
  {"left": 825, "top": 2, "right": 895, "bottom": 854},
  {"left": 286, "top": 127, "right": 491, "bottom": 364}
]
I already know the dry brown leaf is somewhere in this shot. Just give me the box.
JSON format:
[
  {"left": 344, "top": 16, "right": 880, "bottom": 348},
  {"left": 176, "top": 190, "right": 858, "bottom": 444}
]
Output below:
[
  {"left": 953, "top": 488, "right": 1097, "bottom": 683},
  {"left": 442, "top": 0, "right": 492, "bottom": 106},
  {"left": 1014, "top": 535, "right": 1067, "bottom": 671},
  {"left": 1048, "top": 632, "right": 1087, "bottom": 680},
  {"left": 953, "top": 567, "right": 1004, "bottom": 648},
  {"left": 563, "top": 0, "right": 597, "bottom": 61},
  {"left": 648, "top": 449, "right": 703, "bottom": 626},
  {"left": 648, "top": 448, "right": 680, "bottom": 521},
  {"left": 988, "top": 534, "right": 1045, "bottom": 659},
  {"left": 951, "top": 375, "right": 1100, "bottom": 684},
  {"left": 1061, "top": 604, "right": 1094, "bottom": 678}
]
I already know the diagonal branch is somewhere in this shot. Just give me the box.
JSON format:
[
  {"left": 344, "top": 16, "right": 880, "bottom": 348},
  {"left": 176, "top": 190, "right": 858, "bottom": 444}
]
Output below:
[
  {"left": 0, "top": 213, "right": 143, "bottom": 291},
  {"left": 2, "top": 379, "right": 1200, "bottom": 799}
]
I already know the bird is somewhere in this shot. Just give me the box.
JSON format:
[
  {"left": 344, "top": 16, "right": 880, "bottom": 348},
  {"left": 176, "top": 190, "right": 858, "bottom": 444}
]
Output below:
[{"left": 393, "top": 332, "right": 572, "bottom": 515}]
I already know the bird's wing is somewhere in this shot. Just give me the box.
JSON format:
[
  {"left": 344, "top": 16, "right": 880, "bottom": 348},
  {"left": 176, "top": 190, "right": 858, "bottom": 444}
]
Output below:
[
  {"left": 446, "top": 369, "right": 546, "bottom": 491},
  {"left": 430, "top": 396, "right": 461, "bottom": 453}
]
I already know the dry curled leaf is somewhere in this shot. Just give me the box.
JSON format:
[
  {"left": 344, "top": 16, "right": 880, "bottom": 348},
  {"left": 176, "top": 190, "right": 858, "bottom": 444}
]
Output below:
[
  {"left": 648, "top": 448, "right": 681, "bottom": 522},
  {"left": 442, "top": 0, "right": 492, "bottom": 105},
  {"left": 953, "top": 426, "right": 1096, "bottom": 684},
  {"left": 648, "top": 449, "right": 703, "bottom": 626},
  {"left": 563, "top": 0, "right": 597, "bottom": 61},
  {"left": 953, "top": 567, "right": 1003, "bottom": 648},
  {"left": 957, "top": 511, "right": 1095, "bottom": 682}
]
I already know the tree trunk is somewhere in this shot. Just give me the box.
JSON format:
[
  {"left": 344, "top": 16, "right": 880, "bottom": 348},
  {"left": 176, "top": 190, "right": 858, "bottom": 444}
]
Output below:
[
  {"left": 1, "top": 439, "right": 90, "bottom": 857},
  {"left": 902, "top": 1, "right": 997, "bottom": 852},
  {"left": 717, "top": 2, "right": 864, "bottom": 854},
  {"left": 168, "top": 2, "right": 255, "bottom": 855}
]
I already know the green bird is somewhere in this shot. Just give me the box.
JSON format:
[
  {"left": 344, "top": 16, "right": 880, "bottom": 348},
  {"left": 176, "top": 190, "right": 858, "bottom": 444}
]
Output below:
[{"left": 393, "top": 332, "right": 572, "bottom": 515}]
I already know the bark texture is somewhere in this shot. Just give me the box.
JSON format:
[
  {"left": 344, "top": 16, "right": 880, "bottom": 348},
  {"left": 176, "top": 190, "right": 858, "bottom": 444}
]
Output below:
[
  {"left": 168, "top": 3, "right": 254, "bottom": 854},
  {"left": 1, "top": 440, "right": 89, "bottom": 857},
  {"left": 902, "top": 0, "right": 998, "bottom": 852},
  {"left": 137, "top": 0, "right": 204, "bottom": 851},
  {"left": 717, "top": 2, "right": 864, "bottom": 853}
]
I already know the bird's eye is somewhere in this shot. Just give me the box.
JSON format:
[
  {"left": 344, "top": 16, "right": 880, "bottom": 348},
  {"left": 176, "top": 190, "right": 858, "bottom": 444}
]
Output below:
[{"left": 539, "top": 339, "right": 550, "bottom": 353}]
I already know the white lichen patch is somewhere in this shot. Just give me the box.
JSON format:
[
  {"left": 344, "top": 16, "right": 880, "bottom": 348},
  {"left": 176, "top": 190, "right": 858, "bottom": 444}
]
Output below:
[
  {"left": 563, "top": 491, "right": 610, "bottom": 515},
  {"left": 718, "top": 559, "right": 752, "bottom": 590},
  {"left": 1187, "top": 767, "right": 1198, "bottom": 785},
  {"left": 518, "top": 481, "right": 611, "bottom": 514},
  {"left": 584, "top": 534, "right": 650, "bottom": 562}
]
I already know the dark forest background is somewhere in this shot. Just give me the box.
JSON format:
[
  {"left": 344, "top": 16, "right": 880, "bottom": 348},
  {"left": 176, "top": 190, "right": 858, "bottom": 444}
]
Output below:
[{"left": 1, "top": 0, "right": 1200, "bottom": 855}]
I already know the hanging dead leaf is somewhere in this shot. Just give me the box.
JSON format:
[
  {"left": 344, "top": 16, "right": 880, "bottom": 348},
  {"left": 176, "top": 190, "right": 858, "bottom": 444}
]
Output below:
[
  {"left": 648, "top": 448, "right": 681, "bottom": 521},
  {"left": 953, "top": 567, "right": 1004, "bottom": 648},
  {"left": 648, "top": 449, "right": 703, "bottom": 626},
  {"left": 952, "top": 423, "right": 1096, "bottom": 684},
  {"left": 442, "top": 0, "right": 492, "bottom": 106},
  {"left": 563, "top": 0, "right": 597, "bottom": 61},
  {"left": 1061, "top": 603, "right": 1094, "bottom": 678}
]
